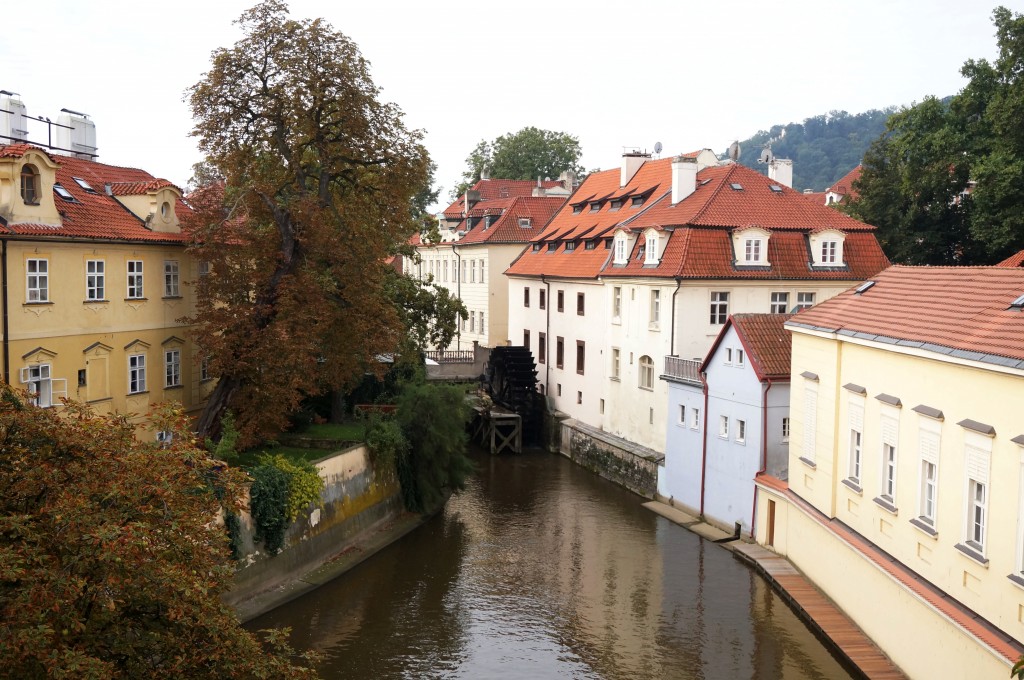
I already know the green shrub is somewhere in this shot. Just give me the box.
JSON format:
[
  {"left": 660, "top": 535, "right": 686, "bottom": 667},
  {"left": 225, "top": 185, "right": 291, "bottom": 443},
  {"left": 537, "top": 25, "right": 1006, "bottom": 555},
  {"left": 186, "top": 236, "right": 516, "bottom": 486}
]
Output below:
[
  {"left": 365, "top": 415, "right": 407, "bottom": 471},
  {"left": 248, "top": 454, "right": 324, "bottom": 553}
]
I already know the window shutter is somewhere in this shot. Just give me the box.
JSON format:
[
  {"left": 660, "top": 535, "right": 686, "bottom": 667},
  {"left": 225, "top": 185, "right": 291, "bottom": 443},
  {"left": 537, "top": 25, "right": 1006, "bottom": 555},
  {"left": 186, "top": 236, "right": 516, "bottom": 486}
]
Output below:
[
  {"left": 966, "top": 444, "right": 990, "bottom": 485},
  {"left": 803, "top": 387, "right": 817, "bottom": 461},
  {"left": 919, "top": 429, "right": 940, "bottom": 465}
]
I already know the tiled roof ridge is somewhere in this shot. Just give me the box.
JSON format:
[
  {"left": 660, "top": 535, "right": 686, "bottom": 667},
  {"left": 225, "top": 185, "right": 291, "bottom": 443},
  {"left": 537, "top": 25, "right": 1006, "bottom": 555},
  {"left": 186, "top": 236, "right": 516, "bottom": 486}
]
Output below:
[
  {"left": 688, "top": 163, "right": 740, "bottom": 224},
  {"left": 0, "top": 143, "right": 59, "bottom": 161}
]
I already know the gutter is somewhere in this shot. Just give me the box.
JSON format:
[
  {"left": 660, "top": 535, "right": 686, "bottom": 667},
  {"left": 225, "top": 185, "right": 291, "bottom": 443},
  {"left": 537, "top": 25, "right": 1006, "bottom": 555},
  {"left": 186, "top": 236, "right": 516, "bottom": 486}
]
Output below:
[
  {"left": 541, "top": 273, "right": 551, "bottom": 397},
  {"left": 751, "top": 377, "right": 774, "bottom": 539},
  {"left": 698, "top": 369, "right": 710, "bottom": 515},
  {"left": 669, "top": 275, "right": 682, "bottom": 356}
]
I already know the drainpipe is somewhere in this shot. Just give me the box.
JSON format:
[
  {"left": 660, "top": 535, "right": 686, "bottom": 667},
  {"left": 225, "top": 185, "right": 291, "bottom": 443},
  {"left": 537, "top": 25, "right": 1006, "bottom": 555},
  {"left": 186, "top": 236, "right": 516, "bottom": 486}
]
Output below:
[
  {"left": 698, "top": 369, "right": 710, "bottom": 516},
  {"left": 669, "top": 276, "right": 682, "bottom": 356},
  {"left": 453, "top": 245, "right": 462, "bottom": 349},
  {"left": 750, "top": 377, "right": 774, "bottom": 540},
  {"left": 1, "top": 238, "right": 8, "bottom": 385},
  {"left": 541, "top": 273, "right": 551, "bottom": 397}
]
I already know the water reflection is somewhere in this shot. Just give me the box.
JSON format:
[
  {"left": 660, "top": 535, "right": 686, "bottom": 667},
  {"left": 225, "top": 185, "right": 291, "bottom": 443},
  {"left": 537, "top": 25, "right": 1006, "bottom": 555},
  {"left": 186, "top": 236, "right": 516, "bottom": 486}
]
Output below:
[{"left": 249, "top": 450, "right": 852, "bottom": 679}]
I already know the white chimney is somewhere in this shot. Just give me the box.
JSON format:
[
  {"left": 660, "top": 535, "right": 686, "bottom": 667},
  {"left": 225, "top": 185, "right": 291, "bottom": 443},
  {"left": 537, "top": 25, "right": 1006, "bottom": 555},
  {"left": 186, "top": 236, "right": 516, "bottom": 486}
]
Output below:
[
  {"left": 768, "top": 158, "right": 793, "bottom": 188},
  {"left": 54, "top": 108, "right": 97, "bottom": 159},
  {"left": 621, "top": 151, "right": 650, "bottom": 187},
  {"left": 672, "top": 155, "right": 698, "bottom": 204},
  {"left": 0, "top": 92, "right": 28, "bottom": 142}
]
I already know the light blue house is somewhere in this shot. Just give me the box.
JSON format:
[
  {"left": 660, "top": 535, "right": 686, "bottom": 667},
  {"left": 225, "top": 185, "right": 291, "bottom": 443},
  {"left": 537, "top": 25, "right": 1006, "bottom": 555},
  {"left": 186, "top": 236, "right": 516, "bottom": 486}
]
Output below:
[{"left": 659, "top": 314, "right": 792, "bottom": 534}]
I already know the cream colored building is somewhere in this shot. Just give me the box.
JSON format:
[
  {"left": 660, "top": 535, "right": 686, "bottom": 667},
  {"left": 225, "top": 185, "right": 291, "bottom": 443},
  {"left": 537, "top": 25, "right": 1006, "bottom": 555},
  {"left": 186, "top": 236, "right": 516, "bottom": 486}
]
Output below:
[
  {"left": 754, "top": 265, "right": 1024, "bottom": 678},
  {"left": 0, "top": 137, "right": 209, "bottom": 426}
]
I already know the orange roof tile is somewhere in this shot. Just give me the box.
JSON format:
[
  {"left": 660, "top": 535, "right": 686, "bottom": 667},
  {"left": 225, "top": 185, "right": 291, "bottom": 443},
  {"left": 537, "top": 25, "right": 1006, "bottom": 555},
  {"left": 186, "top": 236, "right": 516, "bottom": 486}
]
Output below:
[
  {"left": 788, "top": 265, "right": 1024, "bottom": 365},
  {"left": 0, "top": 146, "right": 190, "bottom": 244},
  {"left": 731, "top": 314, "right": 794, "bottom": 379},
  {"left": 800, "top": 191, "right": 827, "bottom": 204},
  {"left": 456, "top": 195, "right": 565, "bottom": 245},
  {"left": 441, "top": 178, "right": 563, "bottom": 219},
  {"left": 997, "top": 249, "right": 1024, "bottom": 268},
  {"left": 827, "top": 164, "right": 862, "bottom": 200},
  {"left": 507, "top": 158, "right": 888, "bottom": 281}
]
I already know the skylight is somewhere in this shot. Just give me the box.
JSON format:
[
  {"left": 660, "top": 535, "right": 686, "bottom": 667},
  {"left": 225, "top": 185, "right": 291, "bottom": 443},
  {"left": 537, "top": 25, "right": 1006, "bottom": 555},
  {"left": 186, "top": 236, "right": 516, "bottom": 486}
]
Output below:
[
  {"left": 1011, "top": 293, "right": 1024, "bottom": 309},
  {"left": 854, "top": 281, "right": 876, "bottom": 295},
  {"left": 730, "top": 183, "right": 743, "bottom": 191},
  {"left": 72, "top": 177, "right": 96, "bottom": 193},
  {"left": 53, "top": 184, "right": 76, "bottom": 202},
  {"left": 769, "top": 185, "right": 783, "bottom": 193}
]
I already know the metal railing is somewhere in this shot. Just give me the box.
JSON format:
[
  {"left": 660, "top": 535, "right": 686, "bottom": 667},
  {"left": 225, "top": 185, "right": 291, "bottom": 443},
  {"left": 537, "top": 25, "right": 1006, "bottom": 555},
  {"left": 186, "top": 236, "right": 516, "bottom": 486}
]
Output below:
[
  {"left": 425, "top": 349, "right": 475, "bottom": 364},
  {"left": 663, "top": 356, "right": 701, "bottom": 384}
]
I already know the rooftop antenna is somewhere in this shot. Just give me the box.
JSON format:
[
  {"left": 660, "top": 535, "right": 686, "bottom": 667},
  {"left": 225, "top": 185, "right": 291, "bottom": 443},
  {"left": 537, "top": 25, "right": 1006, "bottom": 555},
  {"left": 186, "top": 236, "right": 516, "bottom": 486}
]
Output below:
[{"left": 727, "top": 140, "right": 741, "bottom": 161}]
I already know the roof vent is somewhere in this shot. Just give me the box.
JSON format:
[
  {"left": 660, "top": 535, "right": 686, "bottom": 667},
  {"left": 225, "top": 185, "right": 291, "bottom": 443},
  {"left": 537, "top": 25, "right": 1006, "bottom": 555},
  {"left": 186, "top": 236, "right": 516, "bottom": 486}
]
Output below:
[{"left": 855, "top": 281, "right": 876, "bottom": 295}]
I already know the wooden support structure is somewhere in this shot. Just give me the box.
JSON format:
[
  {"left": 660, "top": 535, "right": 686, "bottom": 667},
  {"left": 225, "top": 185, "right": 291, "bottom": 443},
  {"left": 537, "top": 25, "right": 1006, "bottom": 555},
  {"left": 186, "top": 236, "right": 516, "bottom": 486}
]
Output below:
[{"left": 471, "top": 404, "right": 522, "bottom": 455}]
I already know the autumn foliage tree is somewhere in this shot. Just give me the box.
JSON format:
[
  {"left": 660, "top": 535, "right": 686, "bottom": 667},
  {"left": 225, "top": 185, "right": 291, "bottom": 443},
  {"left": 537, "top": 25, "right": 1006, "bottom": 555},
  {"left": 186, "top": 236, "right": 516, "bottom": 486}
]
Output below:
[
  {"left": 187, "top": 1, "right": 435, "bottom": 444},
  {"left": 0, "top": 392, "right": 317, "bottom": 678}
]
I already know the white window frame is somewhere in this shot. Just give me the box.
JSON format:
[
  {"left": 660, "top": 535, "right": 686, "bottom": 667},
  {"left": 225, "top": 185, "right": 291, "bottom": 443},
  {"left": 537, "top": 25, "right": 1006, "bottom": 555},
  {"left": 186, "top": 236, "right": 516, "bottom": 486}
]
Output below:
[
  {"left": 164, "top": 260, "right": 180, "bottom": 297},
  {"left": 719, "top": 415, "right": 730, "bottom": 439},
  {"left": 200, "top": 356, "right": 210, "bottom": 382},
  {"left": 164, "top": 349, "right": 181, "bottom": 388},
  {"left": 613, "top": 233, "right": 628, "bottom": 264},
  {"left": 128, "top": 354, "right": 147, "bottom": 394},
  {"left": 23, "top": 363, "right": 52, "bottom": 407},
  {"left": 966, "top": 478, "right": 988, "bottom": 553},
  {"left": 127, "top": 260, "right": 144, "bottom": 299},
  {"left": 770, "top": 291, "right": 788, "bottom": 314},
  {"left": 710, "top": 291, "right": 729, "bottom": 324},
  {"left": 848, "top": 399, "right": 865, "bottom": 485},
  {"left": 690, "top": 407, "right": 700, "bottom": 430},
  {"left": 86, "top": 259, "right": 105, "bottom": 301},
  {"left": 638, "top": 355, "right": 654, "bottom": 390},
  {"left": 795, "top": 292, "right": 815, "bottom": 311},
  {"left": 611, "top": 348, "right": 621, "bottom": 380},
  {"left": 678, "top": 404, "right": 686, "bottom": 425},
  {"left": 921, "top": 459, "right": 938, "bottom": 525},
  {"left": 649, "top": 289, "right": 661, "bottom": 328},
  {"left": 744, "top": 238, "right": 762, "bottom": 263},
  {"left": 736, "top": 419, "right": 746, "bottom": 444},
  {"left": 782, "top": 417, "right": 790, "bottom": 443},
  {"left": 645, "top": 231, "right": 659, "bottom": 265},
  {"left": 736, "top": 349, "right": 744, "bottom": 366},
  {"left": 803, "top": 383, "right": 818, "bottom": 464},
  {"left": 27, "top": 258, "right": 48, "bottom": 302},
  {"left": 821, "top": 240, "right": 838, "bottom": 264},
  {"left": 963, "top": 436, "right": 992, "bottom": 556},
  {"left": 916, "top": 420, "right": 941, "bottom": 527},
  {"left": 612, "top": 286, "right": 622, "bottom": 321}
]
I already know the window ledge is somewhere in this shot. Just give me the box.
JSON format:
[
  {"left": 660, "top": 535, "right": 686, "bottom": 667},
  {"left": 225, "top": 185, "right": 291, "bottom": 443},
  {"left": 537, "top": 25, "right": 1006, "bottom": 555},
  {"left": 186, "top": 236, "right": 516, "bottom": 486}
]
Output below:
[
  {"left": 162, "top": 295, "right": 183, "bottom": 300},
  {"left": 954, "top": 542, "right": 989, "bottom": 566},
  {"left": 910, "top": 517, "right": 938, "bottom": 538},
  {"left": 23, "top": 301, "right": 53, "bottom": 306},
  {"left": 1007, "top": 573, "right": 1024, "bottom": 591},
  {"left": 639, "top": 386, "right": 653, "bottom": 392},
  {"left": 86, "top": 397, "right": 113, "bottom": 404},
  {"left": 610, "top": 377, "right": 620, "bottom": 382},
  {"left": 841, "top": 478, "right": 863, "bottom": 495},
  {"left": 127, "top": 390, "right": 150, "bottom": 396},
  {"left": 735, "top": 439, "right": 746, "bottom": 446},
  {"left": 124, "top": 297, "right": 149, "bottom": 302},
  {"left": 200, "top": 378, "right": 214, "bottom": 384},
  {"left": 164, "top": 384, "right": 183, "bottom": 390},
  {"left": 873, "top": 496, "right": 898, "bottom": 514},
  {"left": 798, "top": 456, "right": 817, "bottom": 470},
  {"left": 83, "top": 299, "right": 110, "bottom": 304}
]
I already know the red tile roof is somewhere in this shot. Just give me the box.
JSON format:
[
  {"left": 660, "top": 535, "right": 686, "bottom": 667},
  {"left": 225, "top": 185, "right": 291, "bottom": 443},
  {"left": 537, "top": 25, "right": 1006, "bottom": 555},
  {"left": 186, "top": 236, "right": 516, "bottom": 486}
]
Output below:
[
  {"left": 456, "top": 195, "right": 565, "bottom": 245},
  {"left": 441, "top": 178, "right": 563, "bottom": 219},
  {"left": 0, "top": 145, "right": 190, "bottom": 244},
  {"left": 788, "top": 265, "right": 1024, "bottom": 364},
  {"left": 997, "top": 249, "right": 1024, "bottom": 268},
  {"left": 827, "top": 165, "right": 862, "bottom": 200},
  {"left": 800, "top": 191, "right": 826, "bottom": 204},
  {"left": 506, "top": 158, "right": 888, "bottom": 281},
  {"left": 731, "top": 314, "right": 794, "bottom": 380}
]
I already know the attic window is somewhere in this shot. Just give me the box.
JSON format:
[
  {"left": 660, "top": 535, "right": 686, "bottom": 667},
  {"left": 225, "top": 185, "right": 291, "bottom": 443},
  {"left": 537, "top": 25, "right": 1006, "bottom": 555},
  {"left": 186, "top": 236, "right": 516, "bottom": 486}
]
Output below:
[
  {"left": 53, "top": 184, "right": 76, "bottom": 202},
  {"left": 547, "top": 242, "right": 557, "bottom": 252},
  {"left": 72, "top": 177, "right": 97, "bottom": 193},
  {"left": 855, "top": 281, "right": 876, "bottom": 295},
  {"left": 589, "top": 202, "right": 602, "bottom": 212},
  {"left": 610, "top": 199, "right": 624, "bottom": 211},
  {"left": 532, "top": 243, "right": 542, "bottom": 252},
  {"left": 630, "top": 196, "right": 645, "bottom": 207},
  {"left": 769, "top": 185, "right": 783, "bottom": 193},
  {"left": 605, "top": 239, "right": 613, "bottom": 249},
  {"left": 572, "top": 204, "right": 584, "bottom": 214},
  {"left": 518, "top": 217, "right": 531, "bottom": 228},
  {"left": 700, "top": 178, "right": 712, "bottom": 186},
  {"left": 585, "top": 240, "right": 597, "bottom": 250},
  {"left": 484, "top": 215, "right": 494, "bottom": 229},
  {"left": 730, "top": 183, "right": 743, "bottom": 191},
  {"left": 20, "top": 164, "right": 39, "bottom": 205},
  {"left": 636, "top": 245, "right": 646, "bottom": 260},
  {"left": 565, "top": 241, "right": 576, "bottom": 252}
]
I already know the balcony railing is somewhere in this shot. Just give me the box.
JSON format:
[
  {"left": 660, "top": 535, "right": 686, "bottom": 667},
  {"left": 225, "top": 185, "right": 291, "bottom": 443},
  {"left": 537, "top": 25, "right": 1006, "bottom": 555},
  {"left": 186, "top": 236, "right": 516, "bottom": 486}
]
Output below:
[
  {"left": 425, "top": 349, "right": 475, "bottom": 364},
  {"left": 663, "top": 356, "right": 701, "bottom": 384}
]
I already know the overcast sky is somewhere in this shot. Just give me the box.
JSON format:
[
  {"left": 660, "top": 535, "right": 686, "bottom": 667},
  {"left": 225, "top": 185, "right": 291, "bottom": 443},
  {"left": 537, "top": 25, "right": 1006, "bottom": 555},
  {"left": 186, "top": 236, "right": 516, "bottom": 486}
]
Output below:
[{"left": 2, "top": 0, "right": 1018, "bottom": 207}]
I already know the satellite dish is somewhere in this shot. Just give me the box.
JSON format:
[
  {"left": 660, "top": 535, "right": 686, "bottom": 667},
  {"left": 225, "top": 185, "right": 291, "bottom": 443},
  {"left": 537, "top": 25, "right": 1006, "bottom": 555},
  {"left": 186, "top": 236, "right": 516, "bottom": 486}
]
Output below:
[
  {"left": 653, "top": 141, "right": 663, "bottom": 155},
  {"left": 758, "top": 147, "right": 774, "bottom": 164},
  {"left": 728, "top": 141, "right": 741, "bottom": 161}
]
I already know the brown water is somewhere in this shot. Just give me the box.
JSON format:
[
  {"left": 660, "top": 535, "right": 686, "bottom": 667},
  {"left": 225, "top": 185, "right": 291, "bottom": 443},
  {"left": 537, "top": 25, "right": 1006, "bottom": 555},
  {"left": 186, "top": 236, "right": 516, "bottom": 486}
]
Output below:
[{"left": 248, "top": 450, "right": 854, "bottom": 679}]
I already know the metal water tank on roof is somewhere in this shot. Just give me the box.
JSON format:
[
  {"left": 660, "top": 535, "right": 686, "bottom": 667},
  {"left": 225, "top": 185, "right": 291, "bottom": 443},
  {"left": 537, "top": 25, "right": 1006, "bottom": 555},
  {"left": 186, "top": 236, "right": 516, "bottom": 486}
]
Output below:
[
  {"left": 54, "top": 108, "right": 97, "bottom": 159},
  {"left": 0, "top": 93, "right": 28, "bottom": 142}
]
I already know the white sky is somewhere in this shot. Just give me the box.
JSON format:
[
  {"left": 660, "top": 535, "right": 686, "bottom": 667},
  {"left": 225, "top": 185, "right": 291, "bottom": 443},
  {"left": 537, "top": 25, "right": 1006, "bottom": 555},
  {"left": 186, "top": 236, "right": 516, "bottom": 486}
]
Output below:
[{"left": 2, "top": 0, "right": 1019, "bottom": 207}]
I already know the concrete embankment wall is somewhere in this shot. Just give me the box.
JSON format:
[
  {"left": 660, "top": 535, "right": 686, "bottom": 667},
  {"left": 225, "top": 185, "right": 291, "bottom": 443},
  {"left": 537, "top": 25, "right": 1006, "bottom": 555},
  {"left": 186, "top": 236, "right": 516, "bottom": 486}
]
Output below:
[
  {"left": 556, "top": 417, "right": 664, "bottom": 499},
  {"left": 224, "top": 445, "right": 402, "bottom": 614}
]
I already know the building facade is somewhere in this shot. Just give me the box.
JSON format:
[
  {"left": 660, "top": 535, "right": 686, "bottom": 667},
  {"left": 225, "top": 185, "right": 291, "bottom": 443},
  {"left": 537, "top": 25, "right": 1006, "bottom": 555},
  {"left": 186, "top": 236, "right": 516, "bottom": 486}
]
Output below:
[{"left": 754, "top": 265, "right": 1024, "bottom": 678}]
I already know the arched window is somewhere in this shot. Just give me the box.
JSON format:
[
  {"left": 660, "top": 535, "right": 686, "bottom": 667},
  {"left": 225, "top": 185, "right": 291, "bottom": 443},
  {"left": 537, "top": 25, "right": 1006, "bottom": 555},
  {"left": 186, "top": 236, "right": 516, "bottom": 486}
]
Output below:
[
  {"left": 639, "top": 355, "right": 654, "bottom": 390},
  {"left": 20, "top": 164, "right": 39, "bottom": 205}
]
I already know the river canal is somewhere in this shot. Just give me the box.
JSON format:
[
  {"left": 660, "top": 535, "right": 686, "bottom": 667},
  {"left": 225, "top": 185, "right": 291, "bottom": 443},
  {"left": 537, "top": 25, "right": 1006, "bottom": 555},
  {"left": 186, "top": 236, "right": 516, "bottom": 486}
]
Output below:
[{"left": 249, "top": 449, "right": 853, "bottom": 679}]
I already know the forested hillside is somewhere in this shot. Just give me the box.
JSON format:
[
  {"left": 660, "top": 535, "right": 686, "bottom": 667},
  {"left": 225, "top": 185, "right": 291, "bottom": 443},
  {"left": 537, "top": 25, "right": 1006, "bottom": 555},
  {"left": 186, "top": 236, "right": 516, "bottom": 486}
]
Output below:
[{"left": 728, "top": 108, "right": 898, "bottom": 191}]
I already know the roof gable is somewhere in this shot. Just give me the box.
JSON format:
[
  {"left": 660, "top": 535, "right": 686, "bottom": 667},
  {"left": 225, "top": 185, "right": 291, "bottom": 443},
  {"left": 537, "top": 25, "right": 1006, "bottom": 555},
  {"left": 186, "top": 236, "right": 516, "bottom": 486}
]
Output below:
[{"left": 701, "top": 314, "right": 793, "bottom": 381}]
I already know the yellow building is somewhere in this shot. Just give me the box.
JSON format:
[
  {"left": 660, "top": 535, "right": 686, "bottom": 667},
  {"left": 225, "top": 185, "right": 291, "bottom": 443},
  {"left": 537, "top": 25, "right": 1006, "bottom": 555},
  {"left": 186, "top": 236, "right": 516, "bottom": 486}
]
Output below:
[
  {"left": 753, "top": 265, "right": 1024, "bottom": 678},
  {"left": 0, "top": 142, "right": 210, "bottom": 425}
]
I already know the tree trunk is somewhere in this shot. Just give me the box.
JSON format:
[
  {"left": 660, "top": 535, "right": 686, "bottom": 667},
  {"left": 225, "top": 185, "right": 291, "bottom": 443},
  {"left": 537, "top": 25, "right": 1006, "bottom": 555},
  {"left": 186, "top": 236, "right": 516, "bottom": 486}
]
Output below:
[
  {"left": 329, "top": 389, "right": 345, "bottom": 424},
  {"left": 195, "top": 376, "right": 241, "bottom": 442}
]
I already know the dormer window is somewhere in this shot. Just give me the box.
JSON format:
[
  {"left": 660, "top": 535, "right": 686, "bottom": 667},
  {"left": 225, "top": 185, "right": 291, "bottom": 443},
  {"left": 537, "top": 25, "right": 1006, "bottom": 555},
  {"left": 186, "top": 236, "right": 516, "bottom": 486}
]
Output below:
[
  {"left": 585, "top": 240, "right": 597, "bottom": 250},
  {"left": 613, "top": 232, "right": 628, "bottom": 264},
  {"left": 572, "top": 204, "right": 584, "bottom": 214},
  {"left": 484, "top": 215, "right": 495, "bottom": 229},
  {"left": 809, "top": 229, "right": 846, "bottom": 267},
  {"left": 589, "top": 201, "right": 602, "bottom": 213},
  {"left": 20, "top": 164, "right": 39, "bottom": 205},
  {"left": 53, "top": 184, "right": 76, "bottom": 202},
  {"left": 610, "top": 199, "right": 624, "bottom": 211},
  {"left": 72, "top": 177, "right": 96, "bottom": 193},
  {"left": 518, "top": 217, "right": 531, "bottom": 228},
  {"left": 631, "top": 196, "right": 645, "bottom": 207},
  {"left": 565, "top": 241, "right": 576, "bottom": 252},
  {"left": 547, "top": 242, "right": 557, "bottom": 252},
  {"left": 532, "top": 243, "right": 542, "bottom": 252},
  {"left": 645, "top": 231, "right": 660, "bottom": 265},
  {"left": 733, "top": 227, "right": 770, "bottom": 266}
]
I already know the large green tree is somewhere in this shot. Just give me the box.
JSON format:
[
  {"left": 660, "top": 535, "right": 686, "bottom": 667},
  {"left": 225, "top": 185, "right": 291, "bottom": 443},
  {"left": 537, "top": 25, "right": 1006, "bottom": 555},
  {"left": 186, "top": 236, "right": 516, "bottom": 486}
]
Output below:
[
  {"left": 187, "top": 1, "right": 444, "bottom": 444},
  {"left": 0, "top": 394, "right": 317, "bottom": 678},
  {"left": 453, "top": 127, "right": 583, "bottom": 197},
  {"left": 848, "top": 6, "right": 1024, "bottom": 264}
]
